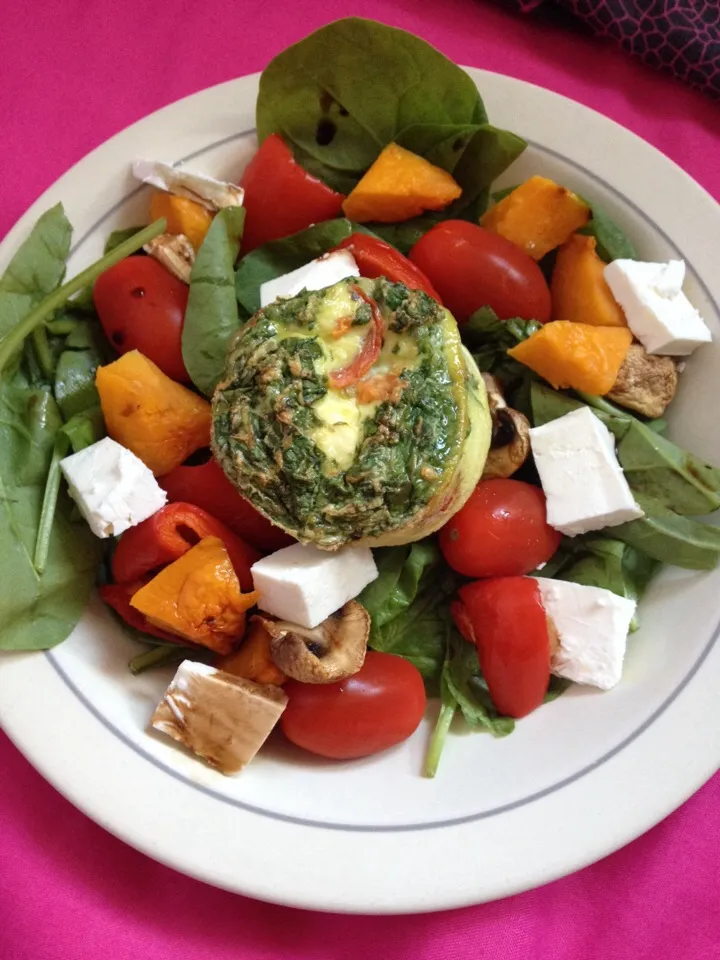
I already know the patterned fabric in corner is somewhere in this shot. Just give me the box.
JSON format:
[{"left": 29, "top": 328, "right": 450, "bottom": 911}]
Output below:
[{"left": 509, "top": 0, "right": 720, "bottom": 100}]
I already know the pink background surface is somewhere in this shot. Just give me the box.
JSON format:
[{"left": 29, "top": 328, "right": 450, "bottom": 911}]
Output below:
[{"left": 2, "top": 1, "right": 720, "bottom": 957}]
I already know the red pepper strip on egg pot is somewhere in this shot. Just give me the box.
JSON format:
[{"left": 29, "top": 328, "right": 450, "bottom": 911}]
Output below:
[
  {"left": 452, "top": 576, "right": 553, "bottom": 719},
  {"left": 111, "top": 502, "right": 260, "bottom": 592},
  {"left": 333, "top": 234, "right": 443, "bottom": 303},
  {"left": 328, "top": 285, "right": 384, "bottom": 389},
  {"left": 240, "top": 134, "right": 346, "bottom": 252},
  {"left": 158, "top": 457, "right": 293, "bottom": 553}
]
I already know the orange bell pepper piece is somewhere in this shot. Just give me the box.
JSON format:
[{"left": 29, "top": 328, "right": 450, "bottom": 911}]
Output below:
[{"left": 130, "top": 537, "right": 258, "bottom": 655}]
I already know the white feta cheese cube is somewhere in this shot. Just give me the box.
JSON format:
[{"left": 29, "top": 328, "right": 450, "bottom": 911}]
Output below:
[
  {"left": 259, "top": 250, "right": 359, "bottom": 308},
  {"left": 535, "top": 578, "right": 636, "bottom": 689},
  {"left": 132, "top": 158, "right": 244, "bottom": 210},
  {"left": 529, "top": 407, "right": 643, "bottom": 536},
  {"left": 251, "top": 542, "right": 378, "bottom": 628},
  {"left": 603, "top": 259, "right": 711, "bottom": 356},
  {"left": 151, "top": 660, "right": 288, "bottom": 774},
  {"left": 60, "top": 437, "right": 166, "bottom": 538}
]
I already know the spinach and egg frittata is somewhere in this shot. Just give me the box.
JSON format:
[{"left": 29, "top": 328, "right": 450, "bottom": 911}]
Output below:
[{"left": 212, "top": 277, "right": 490, "bottom": 548}]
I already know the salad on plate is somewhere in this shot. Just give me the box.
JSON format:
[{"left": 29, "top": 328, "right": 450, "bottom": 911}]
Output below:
[{"left": 1, "top": 18, "right": 717, "bottom": 779}]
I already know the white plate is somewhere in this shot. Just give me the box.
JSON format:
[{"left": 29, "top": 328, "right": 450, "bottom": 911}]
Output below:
[{"left": 1, "top": 69, "right": 720, "bottom": 915}]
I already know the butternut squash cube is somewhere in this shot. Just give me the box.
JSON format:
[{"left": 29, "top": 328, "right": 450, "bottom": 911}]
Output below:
[
  {"left": 96, "top": 350, "right": 211, "bottom": 476},
  {"left": 218, "top": 617, "right": 286, "bottom": 685},
  {"left": 342, "top": 143, "right": 461, "bottom": 223},
  {"left": 551, "top": 234, "right": 627, "bottom": 327},
  {"left": 149, "top": 190, "right": 214, "bottom": 251},
  {"left": 131, "top": 537, "right": 259, "bottom": 654},
  {"left": 508, "top": 321, "right": 632, "bottom": 395},
  {"left": 481, "top": 176, "right": 590, "bottom": 260}
]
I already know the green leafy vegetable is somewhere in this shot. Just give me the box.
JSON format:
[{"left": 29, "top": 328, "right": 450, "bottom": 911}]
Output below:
[
  {"left": 531, "top": 381, "right": 631, "bottom": 439},
  {"left": 0, "top": 218, "right": 166, "bottom": 378},
  {"left": 104, "top": 226, "right": 147, "bottom": 254},
  {"left": 548, "top": 537, "right": 659, "bottom": 631},
  {"left": 424, "top": 673, "right": 457, "bottom": 778},
  {"left": 0, "top": 383, "right": 102, "bottom": 650},
  {"left": 611, "top": 494, "right": 720, "bottom": 570},
  {"left": 182, "top": 207, "right": 246, "bottom": 396},
  {"left": 256, "top": 18, "right": 524, "bottom": 215},
  {"left": 129, "top": 644, "right": 188, "bottom": 675},
  {"left": 235, "top": 218, "right": 354, "bottom": 316},
  {"left": 615, "top": 419, "right": 720, "bottom": 517},
  {"left": 369, "top": 218, "right": 439, "bottom": 255},
  {"left": 444, "top": 630, "right": 515, "bottom": 735},
  {"left": 0, "top": 203, "right": 72, "bottom": 298},
  {"left": 359, "top": 540, "right": 454, "bottom": 682},
  {"left": 577, "top": 200, "right": 637, "bottom": 262},
  {"left": 462, "top": 306, "right": 541, "bottom": 371}
]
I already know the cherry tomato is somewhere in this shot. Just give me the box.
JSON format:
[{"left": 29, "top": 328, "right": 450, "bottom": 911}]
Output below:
[
  {"left": 240, "top": 134, "right": 345, "bottom": 252},
  {"left": 439, "top": 479, "right": 561, "bottom": 578},
  {"left": 333, "top": 234, "right": 442, "bottom": 302},
  {"left": 281, "top": 652, "right": 426, "bottom": 760},
  {"left": 408, "top": 221, "right": 552, "bottom": 323},
  {"left": 94, "top": 256, "right": 189, "bottom": 382},
  {"left": 158, "top": 457, "right": 293, "bottom": 553},
  {"left": 452, "top": 577, "right": 551, "bottom": 718}
]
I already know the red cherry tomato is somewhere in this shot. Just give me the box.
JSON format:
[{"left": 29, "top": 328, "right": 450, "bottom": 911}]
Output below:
[
  {"left": 240, "top": 134, "right": 345, "bottom": 252},
  {"left": 94, "top": 256, "right": 189, "bottom": 382},
  {"left": 158, "top": 457, "right": 293, "bottom": 554},
  {"left": 439, "top": 479, "right": 561, "bottom": 578},
  {"left": 333, "top": 234, "right": 442, "bottom": 302},
  {"left": 409, "top": 221, "right": 552, "bottom": 323},
  {"left": 281, "top": 652, "right": 427, "bottom": 760},
  {"left": 452, "top": 577, "right": 551, "bottom": 718}
]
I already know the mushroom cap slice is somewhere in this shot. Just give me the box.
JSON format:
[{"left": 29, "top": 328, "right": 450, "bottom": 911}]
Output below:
[
  {"left": 480, "top": 373, "right": 531, "bottom": 480},
  {"left": 260, "top": 600, "right": 370, "bottom": 684}
]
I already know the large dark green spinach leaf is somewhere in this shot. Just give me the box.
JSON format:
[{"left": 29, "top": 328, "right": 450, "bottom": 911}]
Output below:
[
  {"left": 0, "top": 383, "right": 102, "bottom": 650},
  {"left": 235, "top": 218, "right": 354, "bottom": 316},
  {"left": 611, "top": 494, "right": 720, "bottom": 570},
  {"left": 257, "top": 18, "right": 487, "bottom": 192},
  {"left": 182, "top": 207, "right": 246, "bottom": 397},
  {"left": 256, "top": 17, "right": 524, "bottom": 216},
  {"left": 578, "top": 200, "right": 637, "bottom": 262}
]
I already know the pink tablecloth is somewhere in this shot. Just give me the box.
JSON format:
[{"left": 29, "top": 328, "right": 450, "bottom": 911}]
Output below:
[{"left": 1, "top": 1, "right": 720, "bottom": 957}]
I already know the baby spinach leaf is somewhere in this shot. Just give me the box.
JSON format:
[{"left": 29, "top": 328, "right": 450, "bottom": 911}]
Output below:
[
  {"left": 578, "top": 201, "right": 637, "bottom": 262},
  {"left": 0, "top": 219, "right": 166, "bottom": 378},
  {"left": 0, "top": 203, "right": 72, "bottom": 299},
  {"left": 235, "top": 218, "right": 354, "bottom": 316},
  {"left": 611, "top": 494, "right": 720, "bottom": 570},
  {"left": 463, "top": 306, "right": 541, "bottom": 369},
  {"left": 444, "top": 631, "right": 515, "bottom": 735},
  {"left": 616, "top": 420, "right": 720, "bottom": 516},
  {"left": 359, "top": 539, "right": 458, "bottom": 683},
  {"left": 397, "top": 123, "right": 526, "bottom": 221},
  {"left": 553, "top": 537, "right": 660, "bottom": 631},
  {"left": 182, "top": 207, "right": 246, "bottom": 397},
  {"left": 257, "top": 18, "right": 487, "bottom": 193},
  {"left": 530, "top": 381, "right": 632, "bottom": 439},
  {"left": 54, "top": 350, "right": 99, "bottom": 419},
  {"left": 104, "top": 226, "right": 147, "bottom": 254},
  {"left": 544, "top": 675, "right": 571, "bottom": 703},
  {"left": 0, "top": 382, "right": 102, "bottom": 650},
  {"left": 369, "top": 218, "right": 439, "bottom": 255}
]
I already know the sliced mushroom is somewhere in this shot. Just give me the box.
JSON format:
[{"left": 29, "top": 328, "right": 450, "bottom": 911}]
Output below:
[
  {"left": 481, "top": 373, "right": 531, "bottom": 480},
  {"left": 144, "top": 233, "right": 195, "bottom": 283},
  {"left": 606, "top": 343, "right": 678, "bottom": 419},
  {"left": 258, "top": 600, "right": 370, "bottom": 684}
]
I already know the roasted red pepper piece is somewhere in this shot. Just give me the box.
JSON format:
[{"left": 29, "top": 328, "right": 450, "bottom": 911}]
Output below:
[
  {"left": 111, "top": 502, "right": 260, "bottom": 591},
  {"left": 240, "top": 134, "right": 345, "bottom": 252},
  {"left": 158, "top": 457, "right": 293, "bottom": 553},
  {"left": 333, "top": 234, "right": 442, "bottom": 302},
  {"left": 99, "top": 581, "right": 179, "bottom": 644}
]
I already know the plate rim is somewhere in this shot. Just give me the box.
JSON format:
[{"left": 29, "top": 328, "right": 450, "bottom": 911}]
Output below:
[{"left": 1, "top": 67, "right": 720, "bottom": 914}]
